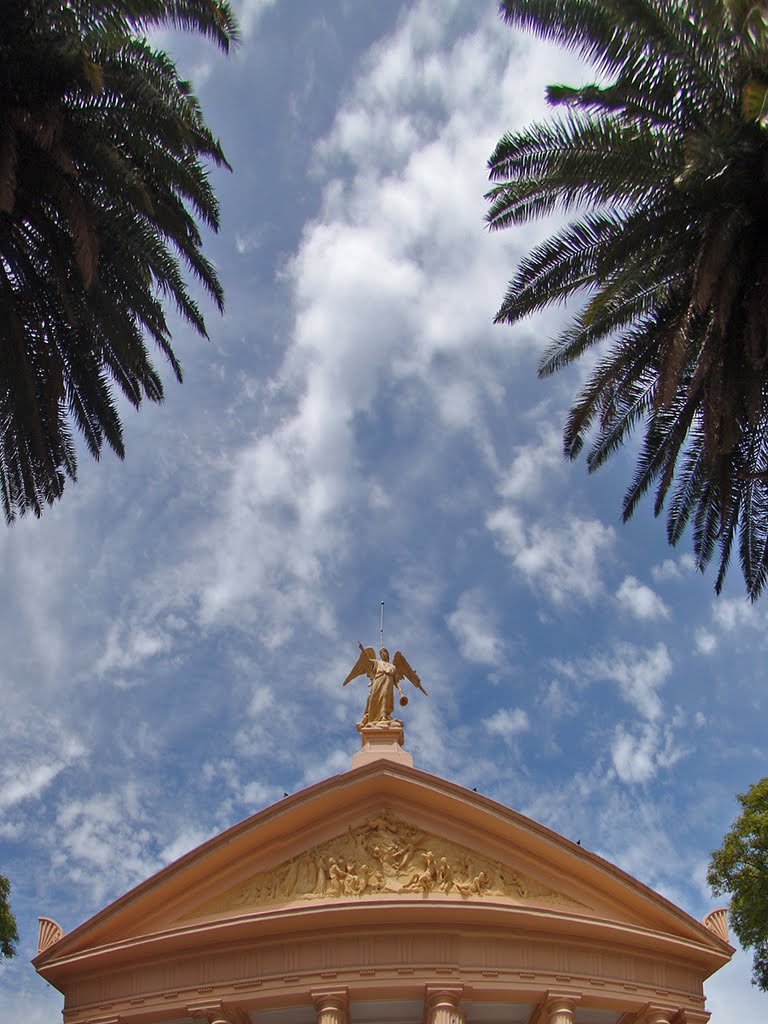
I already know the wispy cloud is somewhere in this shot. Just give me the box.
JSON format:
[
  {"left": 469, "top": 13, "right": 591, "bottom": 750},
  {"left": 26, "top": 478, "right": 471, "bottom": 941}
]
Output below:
[
  {"left": 484, "top": 706, "right": 530, "bottom": 741},
  {"left": 610, "top": 721, "right": 684, "bottom": 784},
  {"left": 235, "top": 0, "right": 277, "bottom": 38},
  {"left": 488, "top": 507, "right": 615, "bottom": 604},
  {"left": 585, "top": 641, "right": 672, "bottom": 722},
  {"left": 1, "top": 7, "right": 763, "bottom": 1021},
  {"left": 615, "top": 575, "right": 669, "bottom": 621},
  {"left": 447, "top": 590, "right": 505, "bottom": 666}
]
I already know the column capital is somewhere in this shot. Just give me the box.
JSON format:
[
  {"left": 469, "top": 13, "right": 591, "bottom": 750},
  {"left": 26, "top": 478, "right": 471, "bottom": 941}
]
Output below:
[
  {"left": 311, "top": 987, "right": 349, "bottom": 1008},
  {"left": 425, "top": 983, "right": 465, "bottom": 1003},
  {"left": 527, "top": 991, "right": 581, "bottom": 1024},
  {"left": 546, "top": 992, "right": 581, "bottom": 1009},
  {"left": 636, "top": 1005, "right": 676, "bottom": 1024},
  {"left": 312, "top": 988, "right": 349, "bottom": 1024},
  {"left": 424, "top": 984, "right": 466, "bottom": 1024},
  {"left": 186, "top": 1001, "right": 249, "bottom": 1024}
]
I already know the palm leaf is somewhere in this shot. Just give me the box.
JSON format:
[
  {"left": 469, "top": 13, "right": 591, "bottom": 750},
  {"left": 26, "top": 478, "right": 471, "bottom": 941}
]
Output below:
[{"left": 490, "top": 0, "right": 768, "bottom": 597}]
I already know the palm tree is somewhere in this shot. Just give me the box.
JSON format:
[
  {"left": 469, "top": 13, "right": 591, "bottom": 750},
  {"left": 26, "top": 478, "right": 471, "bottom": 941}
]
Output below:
[
  {"left": 0, "top": 0, "right": 237, "bottom": 521},
  {"left": 488, "top": 0, "right": 768, "bottom": 598}
]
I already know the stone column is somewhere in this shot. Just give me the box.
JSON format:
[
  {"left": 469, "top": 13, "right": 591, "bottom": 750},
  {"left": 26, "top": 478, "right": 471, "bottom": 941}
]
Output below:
[
  {"left": 186, "top": 1001, "right": 248, "bottom": 1024},
  {"left": 425, "top": 986, "right": 465, "bottom": 1024},
  {"left": 544, "top": 994, "right": 580, "bottom": 1024},
  {"left": 312, "top": 988, "right": 349, "bottom": 1024},
  {"left": 643, "top": 1010, "right": 673, "bottom": 1024}
]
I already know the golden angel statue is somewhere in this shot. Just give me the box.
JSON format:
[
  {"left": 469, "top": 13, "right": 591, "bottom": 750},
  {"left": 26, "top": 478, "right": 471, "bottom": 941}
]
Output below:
[{"left": 343, "top": 642, "right": 428, "bottom": 730}]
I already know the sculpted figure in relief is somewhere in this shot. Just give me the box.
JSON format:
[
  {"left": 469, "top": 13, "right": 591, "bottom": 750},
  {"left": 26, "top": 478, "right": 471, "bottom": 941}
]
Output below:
[
  {"left": 456, "top": 869, "right": 491, "bottom": 897},
  {"left": 314, "top": 858, "right": 328, "bottom": 897},
  {"left": 438, "top": 856, "right": 453, "bottom": 892},
  {"left": 196, "top": 808, "right": 584, "bottom": 917},
  {"left": 343, "top": 643, "right": 427, "bottom": 730},
  {"left": 402, "top": 851, "right": 438, "bottom": 892}
]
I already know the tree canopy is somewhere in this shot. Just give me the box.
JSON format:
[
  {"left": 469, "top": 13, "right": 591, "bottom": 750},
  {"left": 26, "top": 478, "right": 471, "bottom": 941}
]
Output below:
[
  {"left": 708, "top": 777, "right": 768, "bottom": 990},
  {"left": 0, "top": 0, "right": 237, "bottom": 521},
  {"left": 488, "top": 0, "right": 768, "bottom": 598},
  {"left": 0, "top": 874, "right": 18, "bottom": 960}
]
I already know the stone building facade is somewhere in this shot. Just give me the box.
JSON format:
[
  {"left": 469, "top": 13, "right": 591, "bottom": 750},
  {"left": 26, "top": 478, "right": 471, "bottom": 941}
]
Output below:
[{"left": 33, "top": 724, "right": 732, "bottom": 1024}]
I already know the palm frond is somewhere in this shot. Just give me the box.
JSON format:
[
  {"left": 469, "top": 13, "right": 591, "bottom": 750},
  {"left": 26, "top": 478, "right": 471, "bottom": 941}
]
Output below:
[
  {"left": 0, "top": 0, "right": 237, "bottom": 517},
  {"left": 490, "top": 0, "right": 768, "bottom": 597}
]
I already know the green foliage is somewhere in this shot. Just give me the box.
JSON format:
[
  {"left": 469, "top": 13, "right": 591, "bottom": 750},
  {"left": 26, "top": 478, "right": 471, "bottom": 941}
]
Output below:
[
  {"left": 489, "top": 0, "right": 768, "bottom": 598},
  {"left": 0, "top": 0, "right": 238, "bottom": 521},
  {"left": 0, "top": 874, "right": 18, "bottom": 960},
  {"left": 708, "top": 778, "right": 768, "bottom": 990}
]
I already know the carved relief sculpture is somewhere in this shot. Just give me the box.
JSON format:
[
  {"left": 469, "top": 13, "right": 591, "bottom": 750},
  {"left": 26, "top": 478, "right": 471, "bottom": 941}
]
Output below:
[
  {"left": 343, "top": 643, "right": 427, "bottom": 731},
  {"left": 191, "top": 810, "right": 584, "bottom": 919}
]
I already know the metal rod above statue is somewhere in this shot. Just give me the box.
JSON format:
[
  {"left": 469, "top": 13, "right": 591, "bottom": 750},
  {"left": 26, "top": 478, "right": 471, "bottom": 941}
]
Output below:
[{"left": 343, "top": 642, "right": 427, "bottom": 733}]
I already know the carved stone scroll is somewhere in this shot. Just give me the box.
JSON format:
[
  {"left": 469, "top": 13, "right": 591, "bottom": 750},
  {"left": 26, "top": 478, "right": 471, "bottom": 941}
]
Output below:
[{"left": 188, "top": 809, "right": 585, "bottom": 919}]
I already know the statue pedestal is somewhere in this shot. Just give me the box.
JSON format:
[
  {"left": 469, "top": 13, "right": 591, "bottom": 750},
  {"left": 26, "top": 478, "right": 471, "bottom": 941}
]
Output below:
[{"left": 351, "top": 723, "right": 413, "bottom": 769}]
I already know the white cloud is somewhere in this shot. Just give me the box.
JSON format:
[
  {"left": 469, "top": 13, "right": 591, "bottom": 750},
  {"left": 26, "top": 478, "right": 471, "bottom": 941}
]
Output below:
[
  {"left": 651, "top": 553, "right": 696, "bottom": 582},
  {"left": 651, "top": 558, "right": 681, "bottom": 581},
  {"left": 235, "top": 0, "right": 277, "bottom": 38},
  {"left": 488, "top": 507, "right": 615, "bottom": 604},
  {"left": 53, "top": 788, "right": 157, "bottom": 900},
  {"left": 610, "top": 721, "right": 684, "bottom": 784},
  {"left": 611, "top": 724, "right": 658, "bottom": 783},
  {"left": 538, "top": 679, "right": 579, "bottom": 718},
  {"left": 496, "top": 424, "right": 564, "bottom": 504},
  {"left": 186, "top": 3, "right": 591, "bottom": 640},
  {"left": 484, "top": 707, "right": 530, "bottom": 741},
  {"left": 446, "top": 590, "right": 504, "bottom": 665},
  {"left": 519, "top": 766, "right": 692, "bottom": 898},
  {"left": 157, "top": 827, "right": 215, "bottom": 868},
  {"left": 615, "top": 575, "right": 669, "bottom": 621},
  {"left": 241, "top": 778, "right": 275, "bottom": 808},
  {"left": 235, "top": 226, "right": 268, "bottom": 255},
  {"left": 2, "top": 10, "right": 757, "bottom": 1019},
  {"left": 96, "top": 622, "right": 173, "bottom": 676},
  {"left": 711, "top": 596, "right": 763, "bottom": 632},
  {"left": 587, "top": 642, "right": 672, "bottom": 722},
  {"left": 248, "top": 683, "right": 274, "bottom": 717},
  {"left": 1, "top": 764, "right": 64, "bottom": 811},
  {"left": 0, "top": 722, "right": 84, "bottom": 812},
  {"left": 549, "top": 645, "right": 684, "bottom": 786},
  {"left": 0, "top": 984, "right": 62, "bottom": 1024},
  {"left": 695, "top": 628, "right": 718, "bottom": 655}
]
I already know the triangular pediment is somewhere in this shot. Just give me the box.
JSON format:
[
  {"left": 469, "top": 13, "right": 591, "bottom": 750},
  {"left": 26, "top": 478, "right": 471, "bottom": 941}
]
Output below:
[
  {"left": 35, "top": 759, "right": 731, "bottom": 977},
  {"left": 183, "top": 808, "right": 587, "bottom": 921}
]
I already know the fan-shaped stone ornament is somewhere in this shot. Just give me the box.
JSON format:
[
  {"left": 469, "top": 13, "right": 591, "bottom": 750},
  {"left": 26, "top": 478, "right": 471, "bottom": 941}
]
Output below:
[
  {"left": 188, "top": 809, "right": 585, "bottom": 919},
  {"left": 36, "top": 916, "right": 63, "bottom": 954},
  {"left": 702, "top": 906, "right": 729, "bottom": 943}
]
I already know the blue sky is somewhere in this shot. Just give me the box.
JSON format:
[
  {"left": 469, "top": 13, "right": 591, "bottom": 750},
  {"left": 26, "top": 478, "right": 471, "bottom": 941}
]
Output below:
[{"left": 2, "top": 2, "right": 766, "bottom": 1019}]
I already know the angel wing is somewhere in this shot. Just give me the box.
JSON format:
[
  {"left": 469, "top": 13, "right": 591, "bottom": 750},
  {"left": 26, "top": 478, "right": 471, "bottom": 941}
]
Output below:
[
  {"left": 343, "top": 645, "right": 375, "bottom": 686},
  {"left": 392, "top": 651, "right": 428, "bottom": 696}
]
